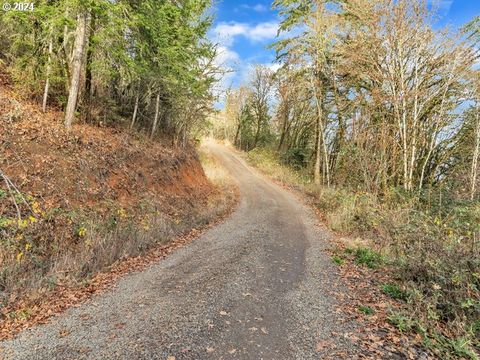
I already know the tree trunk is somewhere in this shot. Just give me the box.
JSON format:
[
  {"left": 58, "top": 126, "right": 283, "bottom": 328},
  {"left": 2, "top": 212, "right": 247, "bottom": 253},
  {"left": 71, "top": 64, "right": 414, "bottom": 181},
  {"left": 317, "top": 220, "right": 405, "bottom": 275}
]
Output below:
[
  {"left": 62, "top": 8, "right": 71, "bottom": 94},
  {"left": 42, "top": 35, "right": 53, "bottom": 113},
  {"left": 84, "top": 15, "right": 95, "bottom": 123},
  {"left": 314, "top": 111, "right": 322, "bottom": 185},
  {"left": 312, "top": 76, "right": 329, "bottom": 187},
  {"left": 130, "top": 93, "right": 139, "bottom": 129},
  {"left": 471, "top": 105, "right": 480, "bottom": 200},
  {"left": 234, "top": 121, "right": 241, "bottom": 148},
  {"left": 277, "top": 107, "right": 289, "bottom": 152},
  {"left": 64, "top": 11, "right": 90, "bottom": 129},
  {"left": 150, "top": 93, "right": 160, "bottom": 138},
  {"left": 253, "top": 115, "right": 262, "bottom": 148}
]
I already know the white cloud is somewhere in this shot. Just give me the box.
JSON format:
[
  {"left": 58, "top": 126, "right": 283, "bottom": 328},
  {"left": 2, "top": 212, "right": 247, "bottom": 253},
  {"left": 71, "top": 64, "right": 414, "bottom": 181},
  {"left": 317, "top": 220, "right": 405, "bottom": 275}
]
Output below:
[
  {"left": 238, "top": 3, "right": 269, "bottom": 12},
  {"left": 248, "top": 22, "right": 279, "bottom": 42},
  {"left": 215, "top": 45, "right": 240, "bottom": 65},
  {"left": 438, "top": 0, "right": 453, "bottom": 11},
  {"left": 428, "top": 0, "right": 453, "bottom": 12},
  {"left": 214, "top": 46, "right": 239, "bottom": 87},
  {"left": 211, "top": 45, "right": 241, "bottom": 99},
  {"left": 213, "top": 23, "right": 249, "bottom": 46},
  {"left": 253, "top": 4, "right": 268, "bottom": 12},
  {"left": 208, "top": 21, "right": 281, "bottom": 101},
  {"left": 210, "top": 21, "right": 279, "bottom": 47},
  {"left": 268, "top": 63, "right": 281, "bottom": 72}
]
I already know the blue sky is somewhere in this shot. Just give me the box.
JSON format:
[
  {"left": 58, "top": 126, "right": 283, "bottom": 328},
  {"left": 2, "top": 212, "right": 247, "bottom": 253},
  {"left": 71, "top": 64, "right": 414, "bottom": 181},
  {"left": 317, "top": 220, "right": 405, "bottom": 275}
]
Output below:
[{"left": 209, "top": 0, "right": 480, "bottom": 92}]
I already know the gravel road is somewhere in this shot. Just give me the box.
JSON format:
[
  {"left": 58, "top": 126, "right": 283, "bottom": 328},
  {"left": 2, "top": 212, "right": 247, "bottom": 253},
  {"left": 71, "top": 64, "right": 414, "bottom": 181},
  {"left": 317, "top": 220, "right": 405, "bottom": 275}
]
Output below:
[{"left": 0, "top": 143, "right": 358, "bottom": 359}]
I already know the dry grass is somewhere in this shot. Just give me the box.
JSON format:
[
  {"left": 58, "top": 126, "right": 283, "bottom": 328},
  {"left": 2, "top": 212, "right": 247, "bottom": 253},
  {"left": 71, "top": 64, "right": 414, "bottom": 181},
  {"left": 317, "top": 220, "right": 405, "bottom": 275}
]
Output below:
[
  {"left": 244, "top": 147, "right": 312, "bottom": 187},
  {"left": 198, "top": 143, "right": 235, "bottom": 191},
  {"left": 198, "top": 145, "right": 238, "bottom": 208},
  {"left": 1, "top": 187, "right": 236, "bottom": 308}
]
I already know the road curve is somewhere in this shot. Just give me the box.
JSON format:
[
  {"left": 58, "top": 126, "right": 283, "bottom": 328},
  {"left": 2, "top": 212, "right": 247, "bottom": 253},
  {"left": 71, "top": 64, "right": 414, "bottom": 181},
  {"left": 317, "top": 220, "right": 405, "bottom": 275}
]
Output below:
[{"left": 0, "top": 143, "right": 357, "bottom": 359}]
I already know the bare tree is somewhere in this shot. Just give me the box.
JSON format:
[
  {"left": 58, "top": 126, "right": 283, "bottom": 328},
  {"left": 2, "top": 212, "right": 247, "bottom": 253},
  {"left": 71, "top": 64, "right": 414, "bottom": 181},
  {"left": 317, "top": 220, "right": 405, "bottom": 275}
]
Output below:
[
  {"left": 130, "top": 93, "right": 140, "bottom": 129},
  {"left": 471, "top": 101, "right": 480, "bottom": 200},
  {"left": 42, "top": 33, "right": 54, "bottom": 113},
  {"left": 150, "top": 93, "right": 161, "bottom": 138}
]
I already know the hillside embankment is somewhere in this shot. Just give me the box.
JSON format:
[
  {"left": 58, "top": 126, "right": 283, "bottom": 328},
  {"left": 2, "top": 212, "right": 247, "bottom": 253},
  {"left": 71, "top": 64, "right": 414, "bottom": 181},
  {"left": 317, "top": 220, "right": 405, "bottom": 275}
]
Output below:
[{"left": 0, "top": 86, "right": 236, "bottom": 339}]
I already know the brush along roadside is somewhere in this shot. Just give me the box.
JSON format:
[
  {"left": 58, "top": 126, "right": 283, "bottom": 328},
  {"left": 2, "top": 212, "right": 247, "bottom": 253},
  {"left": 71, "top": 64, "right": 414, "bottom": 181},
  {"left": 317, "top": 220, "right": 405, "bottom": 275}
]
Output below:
[{"left": 240, "top": 146, "right": 479, "bottom": 359}]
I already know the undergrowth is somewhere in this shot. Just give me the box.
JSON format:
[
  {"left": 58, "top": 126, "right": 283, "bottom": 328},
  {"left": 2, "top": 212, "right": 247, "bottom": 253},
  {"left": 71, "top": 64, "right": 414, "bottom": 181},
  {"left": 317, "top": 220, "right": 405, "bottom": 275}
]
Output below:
[
  {"left": 0, "top": 146, "right": 236, "bottom": 316},
  {"left": 243, "top": 147, "right": 480, "bottom": 358}
]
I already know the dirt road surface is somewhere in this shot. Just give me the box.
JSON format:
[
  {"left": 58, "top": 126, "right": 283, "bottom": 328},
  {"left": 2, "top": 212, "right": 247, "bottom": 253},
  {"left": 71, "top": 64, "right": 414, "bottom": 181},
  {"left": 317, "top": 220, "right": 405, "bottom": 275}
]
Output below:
[{"left": 0, "top": 143, "right": 358, "bottom": 359}]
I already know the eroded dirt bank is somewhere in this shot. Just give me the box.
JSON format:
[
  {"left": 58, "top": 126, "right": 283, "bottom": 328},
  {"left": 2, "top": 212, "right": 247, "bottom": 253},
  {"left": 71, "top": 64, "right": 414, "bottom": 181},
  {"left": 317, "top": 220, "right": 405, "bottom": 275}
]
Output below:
[
  {"left": 0, "top": 89, "right": 235, "bottom": 339},
  {"left": 0, "top": 143, "right": 360, "bottom": 359}
]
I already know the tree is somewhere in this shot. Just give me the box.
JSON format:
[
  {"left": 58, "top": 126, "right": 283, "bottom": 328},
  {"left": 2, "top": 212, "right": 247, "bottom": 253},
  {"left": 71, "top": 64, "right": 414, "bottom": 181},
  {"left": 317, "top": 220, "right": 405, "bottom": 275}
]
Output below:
[
  {"left": 239, "top": 0, "right": 479, "bottom": 195},
  {"left": 64, "top": 9, "right": 90, "bottom": 129},
  {"left": 470, "top": 103, "right": 480, "bottom": 200},
  {"left": 250, "top": 65, "right": 273, "bottom": 149},
  {"left": 0, "top": 0, "right": 218, "bottom": 142}
]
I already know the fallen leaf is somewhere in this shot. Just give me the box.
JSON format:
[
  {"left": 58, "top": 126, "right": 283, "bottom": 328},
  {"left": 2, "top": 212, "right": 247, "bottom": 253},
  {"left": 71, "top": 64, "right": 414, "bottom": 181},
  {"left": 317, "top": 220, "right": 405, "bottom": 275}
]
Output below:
[{"left": 316, "top": 340, "right": 332, "bottom": 352}]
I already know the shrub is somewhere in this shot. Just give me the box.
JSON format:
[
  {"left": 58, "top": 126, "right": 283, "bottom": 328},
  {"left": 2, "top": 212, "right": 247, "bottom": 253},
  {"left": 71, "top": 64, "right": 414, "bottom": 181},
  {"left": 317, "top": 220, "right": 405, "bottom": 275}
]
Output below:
[
  {"left": 242, "top": 146, "right": 480, "bottom": 356},
  {"left": 351, "top": 247, "right": 383, "bottom": 269},
  {"left": 387, "top": 311, "right": 416, "bottom": 333},
  {"left": 358, "top": 305, "right": 375, "bottom": 315},
  {"left": 332, "top": 255, "right": 345, "bottom": 265},
  {"left": 381, "top": 283, "right": 409, "bottom": 301},
  {"left": 281, "top": 147, "right": 308, "bottom": 170}
]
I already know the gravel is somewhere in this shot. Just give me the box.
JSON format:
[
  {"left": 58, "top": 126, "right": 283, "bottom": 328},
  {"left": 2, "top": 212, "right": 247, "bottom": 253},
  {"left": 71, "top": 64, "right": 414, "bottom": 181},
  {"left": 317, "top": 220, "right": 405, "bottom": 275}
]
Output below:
[{"left": 0, "top": 143, "right": 359, "bottom": 359}]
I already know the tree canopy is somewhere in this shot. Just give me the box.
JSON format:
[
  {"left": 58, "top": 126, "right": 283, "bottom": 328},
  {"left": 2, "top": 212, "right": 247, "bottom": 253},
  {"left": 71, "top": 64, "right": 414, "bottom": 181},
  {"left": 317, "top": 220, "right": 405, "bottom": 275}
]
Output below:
[{"left": 0, "top": 0, "right": 219, "bottom": 143}]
